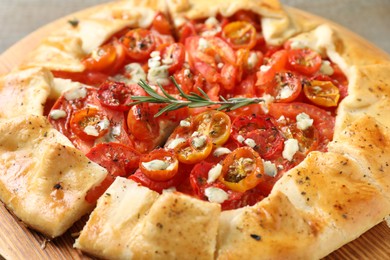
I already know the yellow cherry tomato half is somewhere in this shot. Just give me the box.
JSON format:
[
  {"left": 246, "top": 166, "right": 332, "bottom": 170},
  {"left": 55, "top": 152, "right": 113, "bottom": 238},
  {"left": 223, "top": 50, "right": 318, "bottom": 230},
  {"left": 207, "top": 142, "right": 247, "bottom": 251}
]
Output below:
[
  {"left": 304, "top": 80, "right": 340, "bottom": 107},
  {"left": 219, "top": 147, "right": 264, "bottom": 192},
  {"left": 193, "top": 110, "right": 232, "bottom": 147},
  {"left": 222, "top": 21, "right": 257, "bottom": 50},
  {"left": 175, "top": 133, "right": 213, "bottom": 164}
]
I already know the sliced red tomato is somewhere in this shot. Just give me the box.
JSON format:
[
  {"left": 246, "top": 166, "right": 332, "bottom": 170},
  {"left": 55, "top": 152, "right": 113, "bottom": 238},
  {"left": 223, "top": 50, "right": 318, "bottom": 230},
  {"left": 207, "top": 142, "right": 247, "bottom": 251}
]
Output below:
[
  {"left": 175, "top": 133, "right": 213, "bottom": 164},
  {"left": 269, "top": 71, "right": 302, "bottom": 103},
  {"left": 82, "top": 44, "right": 117, "bottom": 72},
  {"left": 69, "top": 107, "right": 109, "bottom": 141},
  {"left": 193, "top": 110, "right": 231, "bottom": 146},
  {"left": 97, "top": 81, "right": 146, "bottom": 111},
  {"left": 139, "top": 149, "right": 179, "bottom": 182},
  {"left": 255, "top": 49, "right": 288, "bottom": 86},
  {"left": 127, "top": 103, "right": 160, "bottom": 141},
  {"left": 219, "top": 147, "right": 264, "bottom": 192},
  {"left": 129, "top": 163, "right": 188, "bottom": 193},
  {"left": 87, "top": 142, "right": 140, "bottom": 177},
  {"left": 85, "top": 176, "right": 114, "bottom": 204},
  {"left": 150, "top": 12, "right": 172, "bottom": 35},
  {"left": 269, "top": 102, "right": 334, "bottom": 151},
  {"left": 185, "top": 36, "right": 237, "bottom": 90},
  {"left": 304, "top": 80, "right": 340, "bottom": 107},
  {"left": 287, "top": 48, "right": 322, "bottom": 76},
  {"left": 51, "top": 71, "right": 109, "bottom": 87},
  {"left": 222, "top": 21, "right": 257, "bottom": 49},
  {"left": 158, "top": 43, "right": 185, "bottom": 74},
  {"left": 178, "top": 21, "right": 197, "bottom": 44},
  {"left": 231, "top": 114, "right": 284, "bottom": 159},
  {"left": 231, "top": 10, "right": 261, "bottom": 31},
  {"left": 120, "top": 28, "right": 156, "bottom": 61}
]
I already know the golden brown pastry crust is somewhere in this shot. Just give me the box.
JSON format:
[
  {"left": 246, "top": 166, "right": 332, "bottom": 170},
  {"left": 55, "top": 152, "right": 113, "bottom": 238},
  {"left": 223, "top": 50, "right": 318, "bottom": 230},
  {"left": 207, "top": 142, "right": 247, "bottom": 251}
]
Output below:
[
  {"left": 0, "top": 115, "right": 107, "bottom": 238},
  {"left": 0, "top": 0, "right": 389, "bottom": 258}
]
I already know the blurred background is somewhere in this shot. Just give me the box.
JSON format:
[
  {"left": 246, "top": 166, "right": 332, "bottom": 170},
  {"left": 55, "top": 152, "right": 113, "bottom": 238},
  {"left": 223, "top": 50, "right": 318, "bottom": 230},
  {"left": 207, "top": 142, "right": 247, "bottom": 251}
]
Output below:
[{"left": 0, "top": 0, "right": 389, "bottom": 54}]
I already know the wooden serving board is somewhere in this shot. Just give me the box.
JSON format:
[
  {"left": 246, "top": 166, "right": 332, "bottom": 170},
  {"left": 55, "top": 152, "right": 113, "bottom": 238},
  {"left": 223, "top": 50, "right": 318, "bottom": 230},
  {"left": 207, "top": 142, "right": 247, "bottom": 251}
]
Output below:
[{"left": 0, "top": 4, "right": 389, "bottom": 260}]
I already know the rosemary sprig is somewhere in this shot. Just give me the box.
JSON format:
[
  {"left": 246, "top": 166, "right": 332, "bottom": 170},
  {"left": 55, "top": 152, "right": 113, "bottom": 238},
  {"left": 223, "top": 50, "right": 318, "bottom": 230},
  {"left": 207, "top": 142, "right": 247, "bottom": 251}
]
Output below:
[{"left": 131, "top": 77, "right": 264, "bottom": 117}]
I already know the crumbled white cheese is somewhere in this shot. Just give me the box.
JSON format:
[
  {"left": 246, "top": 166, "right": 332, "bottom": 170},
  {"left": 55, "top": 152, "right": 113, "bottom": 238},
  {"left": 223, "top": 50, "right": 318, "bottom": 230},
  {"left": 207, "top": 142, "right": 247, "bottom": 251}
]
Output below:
[
  {"left": 147, "top": 65, "right": 170, "bottom": 85},
  {"left": 205, "top": 187, "right": 229, "bottom": 203},
  {"left": 167, "top": 137, "right": 186, "bottom": 149},
  {"left": 142, "top": 159, "right": 172, "bottom": 171},
  {"left": 247, "top": 52, "right": 258, "bottom": 69},
  {"left": 244, "top": 138, "right": 257, "bottom": 148},
  {"left": 192, "top": 131, "right": 200, "bottom": 137},
  {"left": 174, "top": 17, "right": 186, "bottom": 27},
  {"left": 277, "top": 115, "right": 286, "bottom": 124},
  {"left": 282, "top": 139, "right": 299, "bottom": 161},
  {"left": 49, "top": 109, "right": 66, "bottom": 120},
  {"left": 64, "top": 87, "right": 87, "bottom": 101},
  {"left": 205, "top": 16, "right": 219, "bottom": 26},
  {"left": 184, "top": 68, "right": 191, "bottom": 76},
  {"left": 150, "top": 51, "right": 160, "bottom": 58},
  {"left": 320, "top": 60, "right": 334, "bottom": 75},
  {"left": 115, "top": 63, "right": 146, "bottom": 84},
  {"left": 263, "top": 160, "right": 277, "bottom": 177},
  {"left": 148, "top": 59, "right": 162, "bottom": 68},
  {"left": 279, "top": 86, "right": 294, "bottom": 99},
  {"left": 217, "top": 62, "right": 224, "bottom": 69},
  {"left": 84, "top": 125, "right": 99, "bottom": 137},
  {"left": 260, "top": 65, "right": 271, "bottom": 72},
  {"left": 198, "top": 38, "right": 209, "bottom": 51},
  {"left": 207, "top": 164, "right": 223, "bottom": 184},
  {"left": 180, "top": 120, "right": 191, "bottom": 127},
  {"left": 237, "top": 135, "right": 245, "bottom": 144},
  {"left": 213, "top": 147, "right": 232, "bottom": 157},
  {"left": 97, "top": 118, "right": 110, "bottom": 131},
  {"left": 296, "top": 112, "right": 314, "bottom": 131},
  {"left": 290, "top": 40, "right": 307, "bottom": 50},
  {"left": 260, "top": 94, "right": 275, "bottom": 114},
  {"left": 192, "top": 135, "right": 208, "bottom": 148},
  {"left": 111, "top": 125, "right": 121, "bottom": 136}
]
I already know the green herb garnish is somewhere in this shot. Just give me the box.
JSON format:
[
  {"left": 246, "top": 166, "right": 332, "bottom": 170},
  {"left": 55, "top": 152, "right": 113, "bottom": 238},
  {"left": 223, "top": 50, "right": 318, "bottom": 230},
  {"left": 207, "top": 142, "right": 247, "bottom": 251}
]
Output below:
[{"left": 131, "top": 77, "right": 264, "bottom": 117}]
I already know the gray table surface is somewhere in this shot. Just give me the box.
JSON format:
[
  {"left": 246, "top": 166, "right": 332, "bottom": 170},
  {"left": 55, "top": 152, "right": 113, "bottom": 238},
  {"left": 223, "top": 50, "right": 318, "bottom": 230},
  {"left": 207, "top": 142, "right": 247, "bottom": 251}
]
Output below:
[{"left": 0, "top": 0, "right": 389, "bottom": 54}]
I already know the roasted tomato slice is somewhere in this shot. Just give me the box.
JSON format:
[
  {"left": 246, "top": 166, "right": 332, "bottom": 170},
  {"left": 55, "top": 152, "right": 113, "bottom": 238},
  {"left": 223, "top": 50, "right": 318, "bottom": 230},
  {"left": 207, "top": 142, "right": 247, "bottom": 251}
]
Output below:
[
  {"left": 222, "top": 21, "right": 257, "bottom": 50},
  {"left": 219, "top": 147, "right": 264, "bottom": 193},
  {"left": 69, "top": 107, "right": 110, "bottom": 141},
  {"left": 231, "top": 114, "right": 284, "bottom": 160},
  {"left": 139, "top": 148, "right": 179, "bottom": 182},
  {"left": 150, "top": 12, "right": 172, "bottom": 35},
  {"left": 82, "top": 40, "right": 126, "bottom": 75},
  {"left": 120, "top": 28, "right": 156, "bottom": 61},
  {"left": 287, "top": 48, "right": 322, "bottom": 76},
  {"left": 269, "top": 71, "right": 302, "bottom": 103},
  {"left": 127, "top": 103, "right": 160, "bottom": 141},
  {"left": 85, "top": 142, "right": 140, "bottom": 203},
  {"left": 185, "top": 36, "right": 237, "bottom": 90},
  {"left": 303, "top": 80, "right": 340, "bottom": 107},
  {"left": 255, "top": 49, "right": 288, "bottom": 86},
  {"left": 97, "top": 81, "right": 146, "bottom": 111},
  {"left": 158, "top": 42, "right": 186, "bottom": 74},
  {"left": 175, "top": 133, "right": 213, "bottom": 164},
  {"left": 269, "top": 102, "right": 334, "bottom": 151},
  {"left": 193, "top": 110, "right": 232, "bottom": 147}
]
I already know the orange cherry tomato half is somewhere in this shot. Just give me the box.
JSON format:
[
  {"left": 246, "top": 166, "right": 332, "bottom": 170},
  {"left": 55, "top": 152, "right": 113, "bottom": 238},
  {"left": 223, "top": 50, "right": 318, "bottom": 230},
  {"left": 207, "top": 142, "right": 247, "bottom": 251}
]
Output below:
[
  {"left": 175, "top": 133, "right": 213, "bottom": 164},
  {"left": 193, "top": 110, "right": 232, "bottom": 147},
  {"left": 304, "top": 80, "right": 340, "bottom": 107},
  {"left": 139, "top": 148, "right": 179, "bottom": 182},
  {"left": 82, "top": 44, "right": 117, "bottom": 72},
  {"left": 120, "top": 28, "right": 156, "bottom": 61},
  {"left": 287, "top": 48, "right": 322, "bottom": 76},
  {"left": 222, "top": 21, "right": 257, "bottom": 50},
  {"left": 70, "top": 107, "right": 109, "bottom": 141},
  {"left": 127, "top": 103, "right": 160, "bottom": 141},
  {"left": 219, "top": 147, "right": 264, "bottom": 192}
]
